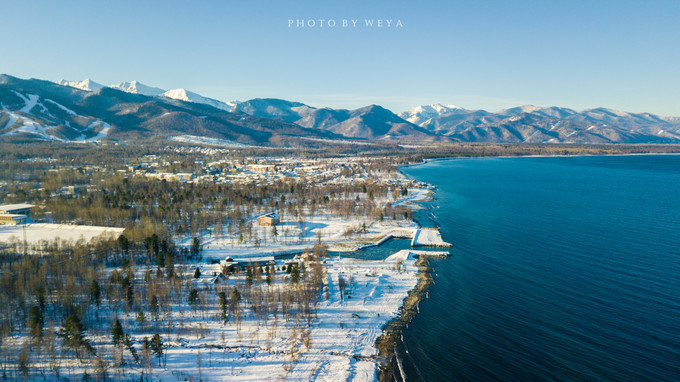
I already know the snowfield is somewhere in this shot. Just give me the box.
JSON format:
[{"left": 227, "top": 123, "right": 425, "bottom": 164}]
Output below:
[
  {"left": 112, "top": 251, "right": 421, "bottom": 381},
  {"left": 0, "top": 223, "right": 124, "bottom": 246}
]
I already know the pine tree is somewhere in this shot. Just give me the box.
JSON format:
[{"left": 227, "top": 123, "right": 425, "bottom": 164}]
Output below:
[
  {"left": 188, "top": 289, "right": 199, "bottom": 312},
  {"left": 191, "top": 236, "right": 201, "bottom": 257},
  {"left": 218, "top": 291, "right": 228, "bottom": 321},
  {"left": 35, "top": 286, "right": 46, "bottom": 313},
  {"left": 290, "top": 264, "right": 300, "bottom": 284},
  {"left": 136, "top": 311, "right": 145, "bottom": 327},
  {"left": 27, "top": 305, "right": 43, "bottom": 341},
  {"left": 59, "top": 313, "right": 95, "bottom": 360},
  {"left": 245, "top": 266, "right": 253, "bottom": 286},
  {"left": 231, "top": 287, "right": 241, "bottom": 303},
  {"left": 151, "top": 334, "right": 163, "bottom": 366},
  {"left": 150, "top": 295, "right": 160, "bottom": 321},
  {"left": 89, "top": 280, "right": 101, "bottom": 306},
  {"left": 123, "top": 333, "right": 139, "bottom": 365},
  {"left": 112, "top": 318, "right": 123, "bottom": 346},
  {"left": 118, "top": 234, "right": 130, "bottom": 254}
]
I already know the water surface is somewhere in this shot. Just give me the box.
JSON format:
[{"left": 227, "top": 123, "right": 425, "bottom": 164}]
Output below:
[{"left": 400, "top": 155, "right": 680, "bottom": 381}]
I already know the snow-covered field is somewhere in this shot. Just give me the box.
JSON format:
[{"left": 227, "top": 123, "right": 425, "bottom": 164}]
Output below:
[
  {"left": 197, "top": 214, "right": 419, "bottom": 260},
  {"left": 391, "top": 187, "right": 432, "bottom": 207},
  {"left": 285, "top": 253, "right": 419, "bottom": 381},
  {"left": 195, "top": 186, "right": 435, "bottom": 260},
  {"left": 0, "top": 223, "right": 124, "bottom": 245},
  {"left": 109, "top": 251, "right": 421, "bottom": 381}
]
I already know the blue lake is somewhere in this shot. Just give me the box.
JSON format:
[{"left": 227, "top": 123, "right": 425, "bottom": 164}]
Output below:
[{"left": 399, "top": 155, "right": 680, "bottom": 381}]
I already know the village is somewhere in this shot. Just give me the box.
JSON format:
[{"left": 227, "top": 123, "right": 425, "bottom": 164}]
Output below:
[{"left": 0, "top": 148, "right": 452, "bottom": 381}]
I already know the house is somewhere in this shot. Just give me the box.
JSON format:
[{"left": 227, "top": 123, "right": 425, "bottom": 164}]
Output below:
[
  {"left": 257, "top": 212, "right": 279, "bottom": 226},
  {"left": 58, "top": 185, "right": 86, "bottom": 195},
  {"left": 220, "top": 256, "right": 276, "bottom": 272},
  {"left": 0, "top": 214, "right": 26, "bottom": 226}
]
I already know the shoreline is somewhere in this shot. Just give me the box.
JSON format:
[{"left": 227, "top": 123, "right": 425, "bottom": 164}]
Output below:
[
  {"left": 372, "top": 184, "right": 446, "bottom": 381},
  {"left": 375, "top": 255, "right": 433, "bottom": 381},
  {"left": 382, "top": 152, "right": 680, "bottom": 381}
]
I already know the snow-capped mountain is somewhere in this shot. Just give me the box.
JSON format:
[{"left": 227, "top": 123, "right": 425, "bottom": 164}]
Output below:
[
  {"left": 56, "top": 78, "right": 242, "bottom": 113},
  {"left": 0, "top": 74, "right": 338, "bottom": 145},
  {"left": 400, "top": 103, "right": 680, "bottom": 143},
  {"left": 3, "top": 74, "right": 680, "bottom": 145},
  {"left": 57, "top": 79, "right": 163, "bottom": 96},
  {"left": 398, "top": 103, "right": 468, "bottom": 125},
  {"left": 57, "top": 78, "right": 104, "bottom": 92},
  {"left": 109, "top": 81, "right": 165, "bottom": 96},
  {"left": 162, "top": 88, "right": 239, "bottom": 112}
]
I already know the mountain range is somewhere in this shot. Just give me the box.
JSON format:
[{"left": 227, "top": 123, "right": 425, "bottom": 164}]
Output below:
[{"left": 3, "top": 74, "right": 680, "bottom": 146}]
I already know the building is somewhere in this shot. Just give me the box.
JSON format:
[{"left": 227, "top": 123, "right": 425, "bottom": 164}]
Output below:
[
  {"left": 0, "top": 214, "right": 26, "bottom": 226},
  {"left": 257, "top": 212, "right": 279, "bottom": 226},
  {"left": 220, "top": 256, "right": 276, "bottom": 272},
  {"left": 0, "top": 204, "right": 34, "bottom": 216}
]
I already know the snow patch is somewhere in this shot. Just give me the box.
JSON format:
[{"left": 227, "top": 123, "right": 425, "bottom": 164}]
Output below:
[
  {"left": 13, "top": 91, "right": 40, "bottom": 113},
  {"left": 1, "top": 100, "right": 64, "bottom": 141},
  {"left": 83, "top": 121, "right": 111, "bottom": 141},
  {"left": 44, "top": 99, "right": 77, "bottom": 115}
]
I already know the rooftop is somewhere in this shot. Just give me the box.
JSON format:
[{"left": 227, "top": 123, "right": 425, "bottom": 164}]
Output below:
[{"left": 0, "top": 204, "right": 35, "bottom": 211}]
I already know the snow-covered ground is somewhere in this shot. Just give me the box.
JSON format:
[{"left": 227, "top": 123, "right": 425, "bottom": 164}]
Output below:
[
  {"left": 0, "top": 223, "right": 124, "bottom": 245},
  {"left": 196, "top": 214, "right": 420, "bottom": 260},
  {"left": 195, "top": 186, "right": 435, "bottom": 260},
  {"left": 391, "top": 187, "right": 432, "bottom": 207},
  {"left": 1, "top": 184, "right": 446, "bottom": 380},
  {"left": 107, "top": 251, "right": 420, "bottom": 381},
  {"left": 83, "top": 121, "right": 111, "bottom": 141},
  {"left": 284, "top": 254, "right": 419, "bottom": 381}
]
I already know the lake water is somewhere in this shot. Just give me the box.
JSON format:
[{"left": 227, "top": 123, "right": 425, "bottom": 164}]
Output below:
[{"left": 399, "top": 155, "right": 680, "bottom": 381}]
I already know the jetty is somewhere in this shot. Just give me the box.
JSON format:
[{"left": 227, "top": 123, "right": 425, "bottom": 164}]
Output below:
[
  {"left": 386, "top": 249, "right": 451, "bottom": 262},
  {"left": 411, "top": 228, "right": 452, "bottom": 248}
]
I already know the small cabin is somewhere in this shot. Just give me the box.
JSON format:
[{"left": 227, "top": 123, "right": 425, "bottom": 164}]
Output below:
[{"left": 257, "top": 212, "right": 279, "bottom": 227}]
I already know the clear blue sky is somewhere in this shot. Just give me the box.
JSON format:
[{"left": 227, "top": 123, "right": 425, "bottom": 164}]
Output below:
[{"left": 1, "top": 0, "right": 679, "bottom": 115}]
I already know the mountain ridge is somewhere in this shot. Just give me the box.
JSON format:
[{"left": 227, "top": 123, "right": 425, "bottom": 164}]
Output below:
[{"left": 2, "top": 74, "right": 680, "bottom": 145}]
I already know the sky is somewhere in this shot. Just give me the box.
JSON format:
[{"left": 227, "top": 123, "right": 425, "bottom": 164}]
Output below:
[{"left": 1, "top": 0, "right": 679, "bottom": 116}]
